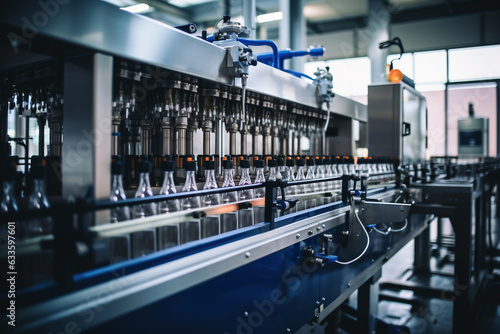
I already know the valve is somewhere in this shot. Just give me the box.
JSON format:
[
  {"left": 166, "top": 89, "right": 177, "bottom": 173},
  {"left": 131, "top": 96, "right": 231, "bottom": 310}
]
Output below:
[
  {"left": 313, "top": 66, "right": 334, "bottom": 106},
  {"left": 213, "top": 17, "right": 257, "bottom": 83}
]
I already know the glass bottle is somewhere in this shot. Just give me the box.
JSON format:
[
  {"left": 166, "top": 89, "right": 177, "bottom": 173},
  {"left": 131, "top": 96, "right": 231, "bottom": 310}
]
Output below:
[
  {"left": 315, "top": 157, "right": 325, "bottom": 191},
  {"left": 201, "top": 160, "right": 220, "bottom": 238},
  {"left": 180, "top": 159, "right": 201, "bottom": 243},
  {"left": 109, "top": 156, "right": 131, "bottom": 263},
  {"left": 267, "top": 159, "right": 281, "bottom": 216},
  {"left": 323, "top": 158, "right": 333, "bottom": 205},
  {"left": 220, "top": 160, "right": 238, "bottom": 232},
  {"left": 131, "top": 157, "right": 157, "bottom": 258},
  {"left": 238, "top": 159, "right": 253, "bottom": 227},
  {"left": 110, "top": 156, "right": 130, "bottom": 222},
  {"left": 285, "top": 157, "right": 296, "bottom": 195},
  {"left": 25, "top": 156, "right": 52, "bottom": 237},
  {"left": 275, "top": 157, "right": 284, "bottom": 198},
  {"left": 0, "top": 157, "right": 18, "bottom": 218},
  {"left": 23, "top": 156, "right": 53, "bottom": 287},
  {"left": 253, "top": 159, "right": 266, "bottom": 224},
  {"left": 157, "top": 158, "right": 180, "bottom": 250},
  {"left": 305, "top": 158, "right": 316, "bottom": 209},
  {"left": 295, "top": 158, "right": 306, "bottom": 212}
]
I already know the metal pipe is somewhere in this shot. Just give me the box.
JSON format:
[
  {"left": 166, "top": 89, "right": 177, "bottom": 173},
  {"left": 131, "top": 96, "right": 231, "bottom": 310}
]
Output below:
[
  {"left": 230, "top": 128, "right": 237, "bottom": 156},
  {"left": 25, "top": 116, "right": 29, "bottom": 171},
  {"left": 161, "top": 117, "right": 172, "bottom": 155},
  {"left": 112, "top": 116, "right": 120, "bottom": 156},
  {"left": 263, "top": 127, "right": 270, "bottom": 156},
  {"left": 37, "top": 116, "right": 46, "bottom": 156},
  {"left": 252, "top": 126, "right": 259, "bottom": 156},
  {"left": 186, "top": 129, "right": 194, "bottom": 155},
  {"left": 203, "top": 120, "right": 212, "bottom": 155},
  {"left": 141, "top": 120, "right": 151, "bottom": 156},
  {"left": 240, "top": 125, "right": 248, "bottom": 156},
  {"left": 176, "top": 117, "right": 187, "bottom": 156}
]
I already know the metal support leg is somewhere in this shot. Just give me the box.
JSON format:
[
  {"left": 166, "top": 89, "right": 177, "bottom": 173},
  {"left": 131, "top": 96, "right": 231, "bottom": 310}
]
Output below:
[
  {"left": 449, "top": 205, "right": 473, "bottom": 334},
  {"left": 414, "top": 223, "right": 431, "bottom": 275},
  {"left": 357, "top": 270, "right": 381, "bottom": 334}
]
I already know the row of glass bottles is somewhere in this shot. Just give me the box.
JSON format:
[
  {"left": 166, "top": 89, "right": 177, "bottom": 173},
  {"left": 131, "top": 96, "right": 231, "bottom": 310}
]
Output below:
[
  {"left": 0, "top": 156, "right": 53, "bottom": 288},
  {"left": 107, "top": 155, "right": 395, "bottom": 263}
]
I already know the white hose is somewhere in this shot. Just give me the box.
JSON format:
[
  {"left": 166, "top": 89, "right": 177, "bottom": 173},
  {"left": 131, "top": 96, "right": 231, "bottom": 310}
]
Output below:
[{"left": 335, "top": 209, "right": 370, "bottom": 265}]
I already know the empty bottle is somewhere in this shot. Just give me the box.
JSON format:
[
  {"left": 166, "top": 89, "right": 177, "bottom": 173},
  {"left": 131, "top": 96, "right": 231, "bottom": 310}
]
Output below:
[
  {"left": 110, "top": 156, "right": 130, "bottom": 222},
  {"left": 201, "top": 160, "right": 220, "bottom": 238},
  {"left": 109, "top": 156, "right": 131, "bottom": 263},
  {"left": 221, "top": 160, "right": 238, "bottom": 232},
  {"left": 295, "top": 158, "right": 306, "bottom": 211},
  {"left": 180, "top": 159, "right": 201, "bottom": 243},
  {"left": 253, "top": 159, "right": 266, "bottom": 224},
  {"left": 238, "top": 159, "right": 253, "bottom": 228},
  {"left": 131, "top": 157, "right": 157, "bottom": 258},
  {"left": 22, "top": 156, "right": 53, "bottom": 286},
  {"left": 0, "top": 157, "right": 18, "bottom": 218},
  {"left": 157, "top": 158, "right": 180, "bottom": 250},
  {"left": 305, "top": 158, "right": 317, "bottom": 209},
  {"left": 25, "top": 156, "right": 52, "bottom": 237}
]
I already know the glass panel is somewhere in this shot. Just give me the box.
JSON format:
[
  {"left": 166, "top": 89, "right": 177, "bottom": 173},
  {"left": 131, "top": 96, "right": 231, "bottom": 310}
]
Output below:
[
  {"left": 420, "top": 89, "right": 446, "bottom": 157},
  {"left": 449, "top": 45, "right": 500, "bottom": 82},
  {"left": 446, "top": 83, "right": 497, "bottom": 156},
  {"left": 414, "top": 50, "right": 447, "bottom": 84},
  {"left": 402, "top": 88, "right": 427, "bottom": 163}
]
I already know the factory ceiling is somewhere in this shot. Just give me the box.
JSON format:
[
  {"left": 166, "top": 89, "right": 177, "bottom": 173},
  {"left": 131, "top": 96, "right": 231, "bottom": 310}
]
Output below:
[{"left": 104, "top": 0, "right": 500, "bottom": 36}]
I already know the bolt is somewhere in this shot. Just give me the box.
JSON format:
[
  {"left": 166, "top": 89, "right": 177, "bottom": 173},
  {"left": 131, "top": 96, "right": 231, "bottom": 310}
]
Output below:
[
  {"left": 245, "top": 252, "right": 251, "bottom": 258},
  {"left": 308, "top": 230, "right": 313, "bottom": 235},
  {"left": 316, "top": 301, "right": 320, "bottom": 305},
  {"left": 316, "top": 226, "right": 321, "bottom": 231},
  {"left": 322, "top": 224, "right": 326, "bottom": 229},
  {"left": 296, "top": 233, "right": 301, "bottom": 239},
  {"left": 286, "top": 329, "right": 291, "bottom": 332},
  {"left": 347, "top": 282, "right": 351, "bottom": 287},
  {"left": 321, "top": 297, "right": 326, "bottom": 302},
  {"left": 244, "top": 311, "right": 248, "bottom": 317}
]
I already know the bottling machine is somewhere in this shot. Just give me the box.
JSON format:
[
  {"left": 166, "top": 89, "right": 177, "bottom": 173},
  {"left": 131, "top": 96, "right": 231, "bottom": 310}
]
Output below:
[{"left": 0, "top": 1, "right": 497, "bottom": 334}]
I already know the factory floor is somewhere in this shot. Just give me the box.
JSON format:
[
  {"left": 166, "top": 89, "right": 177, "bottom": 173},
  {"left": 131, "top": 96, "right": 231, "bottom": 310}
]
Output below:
[{"left": 316, "top": 196, "right": 500, "bottom": 334}]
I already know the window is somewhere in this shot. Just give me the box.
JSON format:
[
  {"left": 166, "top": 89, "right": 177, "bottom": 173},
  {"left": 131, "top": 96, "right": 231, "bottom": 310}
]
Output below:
[{"left": 449, "top": 45, "right": 500, "bottom": 82}]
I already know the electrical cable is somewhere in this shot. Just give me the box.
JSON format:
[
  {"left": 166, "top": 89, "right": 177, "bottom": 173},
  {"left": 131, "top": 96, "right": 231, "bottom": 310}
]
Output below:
[
  {"left": 335, "top": 210, "right": 370, "bottom": 265},
  {"left": 390, "top": 219, "right": 408, "bottom": 232}
]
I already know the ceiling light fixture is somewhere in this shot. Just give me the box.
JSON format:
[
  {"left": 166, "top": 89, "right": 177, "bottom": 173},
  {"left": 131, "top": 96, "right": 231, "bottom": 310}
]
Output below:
[
  {"left": 257, "top": 11, "right": 283, "bottom": 24},
  {"left": 120, "top": 3, "right": 150, "bottom": 13}
]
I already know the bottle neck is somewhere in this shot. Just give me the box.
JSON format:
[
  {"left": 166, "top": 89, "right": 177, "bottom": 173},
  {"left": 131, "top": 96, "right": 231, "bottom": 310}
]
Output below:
[
  {"left": 239, "top": 167, "right": 252, "bottom": 185},
  {"left": 254, "top": 167, "right": 265, "bottom": 183},
  {"left": 306, "top": 166, "right": 316, "bottom": 179},
  {"left": 112, "top": 174, "right": 125, "bottom": 191},
  {"left": 183, "top": 170, "right": 198, "bottom": 192},
  {"left": 32, "top": 178, "right": 47, "bottom": 192},
  {"left": 222, "top": 168, "right": 235, "bottom": 187},
  {"left": 29, "top": 177, "right": 50, "bottom": 209},
  {"left": 268, "top": 167, "right": 277, "bottom": 181},
  {"left": 296, "top": 166, "right": 306, "bottom": 180},
  {"left": 282, "top": 166, "right": 291, "bottom": 181},
  {"left": 160, "top": 171, "right": 176, "bottom": 194},
  {"left": 138, "top": 172, "right": 152, "bottom": 188},
  {"left": 204, "top": 169, "right": 218, "bottom": 190}
]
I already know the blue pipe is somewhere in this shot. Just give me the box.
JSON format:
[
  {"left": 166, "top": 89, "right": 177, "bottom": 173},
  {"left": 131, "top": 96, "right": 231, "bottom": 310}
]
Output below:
[
  {"left": 199, "top": 35, "right": 280, "bottom": 69},
  {"left": 237, "top": 38, "right": 280, "bottom": 69},
  {"left": 257, "top": 47, "right": 324, "bottom": 69}
]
